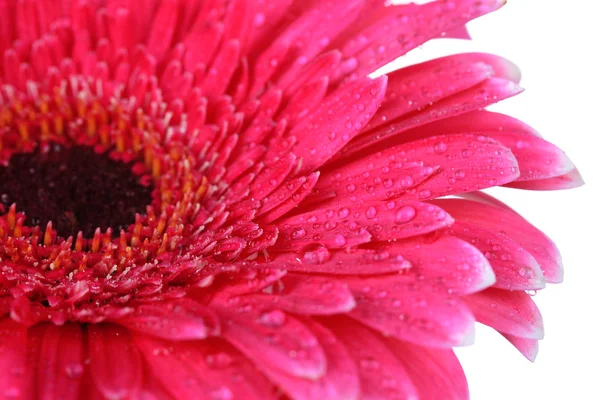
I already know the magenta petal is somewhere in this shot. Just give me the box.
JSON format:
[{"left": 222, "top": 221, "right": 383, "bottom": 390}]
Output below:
[
  {"left": 345, "top": 277, "right": 476, "bottom": 347},
  {"left": 440, "top": 219, "right": 547, "bottom": 290},
  {"left": 241, "top": 274, "right": 356, "bottom": 315},
  {"left": 365, "top": 55, "right": 495, "bottom": 132},
  {"left": 38, "top": 324, "right": 84, "bottom": 400},
  {"left": 136, "top": 335, "right": 276, "bottom": 400},
  {"left": 341, "top": 77, "right": 522, "bottom": 158},
  {"left": 325, "top": 133, "right": 519, "bottom": 203},
  {"left": 214, "top": 304, "right": 326, "bottom": 379},
  {"left": 116, "top": 299, "right": 220, "bottom": 340},
  {"left": 291, "top": 76, "right": 387, "bottom": 174},
  {"left": 271, "top": 246, "right": 411, "bottom": 275},
  {"left": 342, "top": 0, "right": 506, "bottom": 76},
  {"left": 248, "top": 153, "right": 297, "bottom": 201},
  {"left": 323, "top": 317, "right": 418, "bottom": 399},
  {"left": 430, "top": 198, "right": 563, "bottom": 283},
  {"left": 258, "top": 319, "right": 360, "bottom": 400},
  {"left": 463, "top": 288, "right": 544, "bottom": 339},
  {"left": 392, "top": 236, "right": 496, "bottom": 294},
  {"left": 502, "top": 333, "right": 539, "bottom": 362},
  {"left": 0, "top": 318, "right": 27, "bottom": 397},
  {"left": 387, "top": 340, "right": 469, "bottom": 400},
  {"left": 506, "top": 168, "right": 585, "bottom": 190},
  {"left": 89, "top": 324, "right": 142, "bottom": 399},
  {"left": 259, "top": 172, "right": 320, "bottom": 224},
  {"left": 279, "top": 201, "right": 453, "bottom": 242}
]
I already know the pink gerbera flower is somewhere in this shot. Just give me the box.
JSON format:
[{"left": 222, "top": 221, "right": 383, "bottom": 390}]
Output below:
[{"left": 0, "top": 0, "right": 581, "bottom": 398}]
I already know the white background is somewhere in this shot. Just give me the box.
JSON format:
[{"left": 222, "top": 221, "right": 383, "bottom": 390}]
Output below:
[{"left": 391, "top": 1, "right": 600, "bottom": 399}]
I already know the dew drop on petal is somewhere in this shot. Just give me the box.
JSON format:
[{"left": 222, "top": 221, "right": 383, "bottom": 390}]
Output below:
[{"left": 395, "top": 206, "right": 416, "bottom": 224}]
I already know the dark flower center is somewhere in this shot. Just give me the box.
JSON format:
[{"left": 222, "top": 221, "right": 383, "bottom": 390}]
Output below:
[{"left": 0, "top": 144, "right": 153, "bottom": 238}]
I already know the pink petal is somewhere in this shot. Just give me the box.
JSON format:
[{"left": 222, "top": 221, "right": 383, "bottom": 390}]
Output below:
[
  {"left": 202, "top": 39, "right": 241, "bottom": 97},
  {"left": 361, "top": 106, "right": 575, "bottom": 181},
  {"left": 463, "top": 288, "right": 544, "bottom": 339},
  {"left": 391, "top": 236, "right": 496, "bottom": 294},
  {"left": 0, "top": 318, "right": 28, "bottom": 398},
  {"left": 506, "top": 168, "right": 585, "bottom": 190},
  {"left": 345, "top": 277, "right": 476, "bottom": 347},
  {"left": 326, "top": 133, "right": 520, "bottom": 203},
  {"left": 501, "top": 333, "right": 539, "bottom": 362},
  {"left": 440, "top": 219, "right": 547, "bottom": 290},
  {"left": 248, "top": 153, "right": 297, "bottom": 201},
  {"left": 116, "top": 299, "right": 220, "bottom": 340},
  {"left": 312, "top": 162, "right": 439, "bottom": 204},
  {"left": 146, "top": 0, "right": 179, "bottom": 61},
  {"left": 278, "top": 200, "right": 453, "bottom": 242},
  {"left": 291, "top": 76, "right": 387, "bottom": 174},
  {"left": 259, "top": 172, "right": 320, "bottom": 224},
  {"left": 240, "top": 274, "right": 356, "bottom": 315},
  {"left": 278, "top": 76, "right": 329, "bottom": 124},
  {"left": 386, "top": 340, "right": 469, "bottom": 400},
  {"left": 38, "top": 324, "right": 84, "bottom": 400},
  {"left": 270, "top": 246, "right": 412, "bottom": 275},
  {"left": 430, "top": 198, "right": 563, "bottom": 283},
  {"left": 136, "top": 336, "right": 276, "bottom": 400},
  {"left": 258, "top": 319, "right": 360, "bottom": 400},
  {"left": 364, "top": 55, "right": 496, "bottom": 132},
  {"left": 214, "top": 304, "right": 326, "bottom": 380},
  {"left": 270, "top": 0, "right": 365, "bottom": 88},
  {"left": 341, "top": 78, "right": 522, "bottom": 158},
  {"left": 339, "top": 0, "right": 506, "bottom": 76},
  {"left": 182, "top": 22, "right": 224, "bottom": 72},
  {"left": 88, "top": 324, "right": 142, "bottom": 399},
  {"left": 323, "top": 316, "right": 418, "bottom": 399},
  {"left": 275, "top": 219, "right": 371, "bottom": 251}
]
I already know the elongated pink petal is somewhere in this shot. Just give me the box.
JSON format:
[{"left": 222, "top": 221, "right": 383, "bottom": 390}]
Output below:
[
  {"left": 136, "top": 335, "right": 276, "bottom": 400},
  {"left": 392, "top": 236, "right": 496, "bottom": 294},
  {"left": 259, "top": 319, "right": 360, "bottom": 400},
  {"left": 324, "top": 133, "right": 519, "bottom": 204},
  {"left": 345, "top": 277, "right": 476, "bottom": 347},
  {"left": 89, "top": 324, "right": 142, "bottom": 399},
  {"left": 341, "top": 78, "right": 522, "bottom": 158},
  {"left": 249, "top": 153, "right": 297, "bottom": 201},
  {"left": 463, "top": 288, "right": 544, "bottom": 339},
  {"left": 339, "top": 0, "right": 506, "bottom": 76},
  {"left": 360, "top": 108, "right": 575, "bottom": 181},
  {"left": 271, "top": 246, "right": 412, "bottom": 275},
  {"left": 323, "top": 317, "right": 418, "bottom": 399},
  {"left": 38, "top": 324, "right": 84, "bottom": 400},
  {"left": 259, "top": 172, "right": 320, "bottom": 224},
  {"left": 387, "top": 340, "right": 469, "bottom": 400},
  {"left": 278, "top": 201, "right": 453, "bottom": 242},
  {"left": 440, "top": 219, "right": 547, "bottom": 290},
  {"left": 0, "top": 318, "right": 28, "bottom": 397},
  {"left": 502, "top": 333, "right": 539, "bottom": 362},
  {"left": 506, "top": 168, "right": 585, "bottom": 190},
  {"left": 365, "top": 56, "right": 495, "bottom": 132},
  {"left": 292, "top": 76, "right": 387, "bottom": 174},
  {"left": 116, "top": 299, "right": 220, "bottom": 340},
  {"left": 430, "top": 198, "right": 563, "bottom": 283},
  {"left": 214, "top": 304, "right": 326, "bottom": 379},
  {"left": 241, "top": 274, "right": 355, "bottom": 315}
]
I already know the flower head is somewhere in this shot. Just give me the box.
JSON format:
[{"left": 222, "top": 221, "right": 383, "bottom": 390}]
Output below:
[{"left": 0, "top": 0, "right": 580, "bottom": 398}]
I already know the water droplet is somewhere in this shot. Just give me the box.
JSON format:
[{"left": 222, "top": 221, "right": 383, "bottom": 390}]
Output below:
[
  {"left": 211, "top": 387, "right": 233, "bottom": 400},
  {"left": 395, "top": 206, "right": 416, "bottom": 224},
  {"left": 65, "top": 362, "right": 84, "bottom": 379},
  {"left": 366, "top": 206, "right": 377, "bottom": 219},
  {"left": 291, "top": 228, "right": 306, "bottom": 239},
  {"left": 433, "top": 142, "right": 447, "bottom": 154},
  {"left": 258, "top": 310, "right": 287, "bottom": 328},
  {"left": 334, "top": 235, "right": 347, "bottom": 246},
  {"left": 338, "top": 208, "right": 350, "bottom": 218}
]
